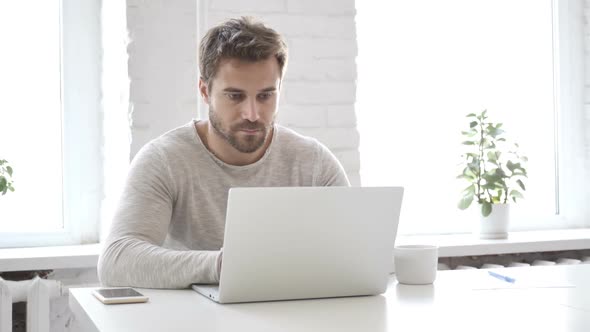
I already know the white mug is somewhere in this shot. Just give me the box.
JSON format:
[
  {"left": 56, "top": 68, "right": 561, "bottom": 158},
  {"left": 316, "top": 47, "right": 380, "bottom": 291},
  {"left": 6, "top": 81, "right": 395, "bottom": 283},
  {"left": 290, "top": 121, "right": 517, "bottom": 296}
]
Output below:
[{"left": 394, "top": 245, "right": 438, "bottom": 285}]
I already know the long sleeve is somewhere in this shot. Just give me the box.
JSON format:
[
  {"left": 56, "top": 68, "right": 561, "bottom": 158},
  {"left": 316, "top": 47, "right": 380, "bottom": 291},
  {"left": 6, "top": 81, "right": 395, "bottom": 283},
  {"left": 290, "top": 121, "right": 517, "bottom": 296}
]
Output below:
[{"left": 97, "top": 143, "right": 222, "bottom": 289}]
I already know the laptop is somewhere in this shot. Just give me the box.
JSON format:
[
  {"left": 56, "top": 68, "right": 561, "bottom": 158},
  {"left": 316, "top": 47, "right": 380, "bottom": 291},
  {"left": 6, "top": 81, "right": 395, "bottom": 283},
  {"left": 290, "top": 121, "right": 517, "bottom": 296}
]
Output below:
[{"left": 192, "top": 186, "right": 404, "bottom": 304}]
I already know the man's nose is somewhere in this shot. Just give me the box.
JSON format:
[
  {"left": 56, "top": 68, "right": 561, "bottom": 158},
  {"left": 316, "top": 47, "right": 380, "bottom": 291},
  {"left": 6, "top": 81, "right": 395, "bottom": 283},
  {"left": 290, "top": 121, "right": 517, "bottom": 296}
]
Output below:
[{"left": 241, "top": 98, "right": 260, "bottom": 122}]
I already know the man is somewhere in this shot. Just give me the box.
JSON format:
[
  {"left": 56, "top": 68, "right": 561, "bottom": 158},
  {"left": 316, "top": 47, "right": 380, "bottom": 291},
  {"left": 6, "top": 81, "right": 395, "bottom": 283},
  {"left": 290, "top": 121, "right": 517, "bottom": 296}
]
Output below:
[{"left": 98, "top": 17, "right": 349, "bottom": 289}]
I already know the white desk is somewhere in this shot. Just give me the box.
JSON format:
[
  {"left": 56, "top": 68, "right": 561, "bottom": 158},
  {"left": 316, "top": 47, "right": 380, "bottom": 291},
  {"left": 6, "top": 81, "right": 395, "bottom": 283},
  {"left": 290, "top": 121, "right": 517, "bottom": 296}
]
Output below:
[{"left": 70, "top": 264, "right": 590, "bottom": 332}]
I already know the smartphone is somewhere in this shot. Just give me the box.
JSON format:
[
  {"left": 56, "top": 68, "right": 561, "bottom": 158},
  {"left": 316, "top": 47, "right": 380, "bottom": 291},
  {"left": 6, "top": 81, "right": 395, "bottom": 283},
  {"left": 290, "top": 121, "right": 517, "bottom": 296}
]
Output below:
[{"left": 92, "top": 287, "right": 149, "bottom": 304}]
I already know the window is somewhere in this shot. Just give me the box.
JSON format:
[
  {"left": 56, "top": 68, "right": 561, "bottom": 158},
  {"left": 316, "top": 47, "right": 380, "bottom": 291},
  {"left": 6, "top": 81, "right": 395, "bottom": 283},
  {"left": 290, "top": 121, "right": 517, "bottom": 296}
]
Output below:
[
  {"left": 0, "top": 0, "right": 102, "bottom": 247},
  {"left": 0, "top": 1, "right": 63, "bottom": 232},
  {"left": 356, "top": 0, "right": 587, "bottom": 235}
]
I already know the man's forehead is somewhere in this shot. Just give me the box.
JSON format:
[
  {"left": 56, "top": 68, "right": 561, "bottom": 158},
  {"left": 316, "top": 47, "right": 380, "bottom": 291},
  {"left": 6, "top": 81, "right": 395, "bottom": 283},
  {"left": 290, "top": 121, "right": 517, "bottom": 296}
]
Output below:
[{"left": 213, "top": 58, "right": 280, "bottom": 85}]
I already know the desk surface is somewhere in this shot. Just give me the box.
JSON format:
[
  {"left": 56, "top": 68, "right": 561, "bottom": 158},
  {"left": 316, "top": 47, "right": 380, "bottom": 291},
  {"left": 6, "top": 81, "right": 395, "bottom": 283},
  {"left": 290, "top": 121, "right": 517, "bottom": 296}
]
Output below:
[{"left": 70, "top": 264, "right": 590, "bottom": 332}]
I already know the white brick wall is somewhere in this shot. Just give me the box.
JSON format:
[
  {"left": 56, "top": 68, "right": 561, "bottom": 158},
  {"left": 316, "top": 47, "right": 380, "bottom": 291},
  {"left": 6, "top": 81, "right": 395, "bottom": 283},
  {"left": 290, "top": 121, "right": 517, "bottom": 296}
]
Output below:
[
  {"left": 127, "top": 0, "right": 199, "bottom": 156},
  {"left": 286, "top": 0, "right": 356, "bottom": 15}
]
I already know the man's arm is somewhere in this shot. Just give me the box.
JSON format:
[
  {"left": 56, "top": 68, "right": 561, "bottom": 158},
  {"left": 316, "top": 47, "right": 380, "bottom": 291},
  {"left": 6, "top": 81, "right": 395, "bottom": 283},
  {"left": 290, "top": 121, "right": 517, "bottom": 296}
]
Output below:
[{"left": 97, "top": 143, "right": 221, "bottom": 289}]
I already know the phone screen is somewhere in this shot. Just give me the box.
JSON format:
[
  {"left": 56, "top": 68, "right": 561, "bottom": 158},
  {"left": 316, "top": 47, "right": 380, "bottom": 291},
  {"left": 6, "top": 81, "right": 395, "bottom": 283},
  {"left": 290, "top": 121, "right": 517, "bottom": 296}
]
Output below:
[{"left": 95, "top": 288, "right": 144, "bottom": 298}]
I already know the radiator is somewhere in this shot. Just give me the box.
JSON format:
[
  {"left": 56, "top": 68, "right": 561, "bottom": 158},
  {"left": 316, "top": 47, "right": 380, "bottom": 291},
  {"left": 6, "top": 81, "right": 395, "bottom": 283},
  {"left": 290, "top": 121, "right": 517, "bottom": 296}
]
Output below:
[
  {"left": 438, "top": 255, "right": 590, "bottom": 270},
  {"left": 0, "top": 277, "right": 63, "bottom": 332}
]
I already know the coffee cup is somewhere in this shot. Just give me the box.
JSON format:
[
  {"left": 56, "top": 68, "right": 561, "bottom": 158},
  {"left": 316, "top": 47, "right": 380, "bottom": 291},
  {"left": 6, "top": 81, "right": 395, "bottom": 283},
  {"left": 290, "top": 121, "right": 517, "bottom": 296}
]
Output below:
[{"left": 393, "top": 245, "right": 438, "bottom": 285}]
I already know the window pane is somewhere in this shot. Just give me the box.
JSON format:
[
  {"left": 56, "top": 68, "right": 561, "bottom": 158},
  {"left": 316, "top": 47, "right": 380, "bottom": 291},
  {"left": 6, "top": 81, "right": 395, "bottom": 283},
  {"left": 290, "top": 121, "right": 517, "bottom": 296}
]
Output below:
[
  {"left": 0, "top": 1, "right": 63, "bottom": 232},
  {"left": 356, "top": 0, "right": 555, "bottom": 234}
]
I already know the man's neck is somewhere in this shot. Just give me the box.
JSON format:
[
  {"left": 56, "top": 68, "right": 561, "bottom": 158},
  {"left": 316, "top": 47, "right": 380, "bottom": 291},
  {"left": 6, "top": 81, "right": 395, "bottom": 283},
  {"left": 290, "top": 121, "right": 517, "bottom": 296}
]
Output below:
[{"left": 195, "top": 121, "right": 272, "bottom": 166}]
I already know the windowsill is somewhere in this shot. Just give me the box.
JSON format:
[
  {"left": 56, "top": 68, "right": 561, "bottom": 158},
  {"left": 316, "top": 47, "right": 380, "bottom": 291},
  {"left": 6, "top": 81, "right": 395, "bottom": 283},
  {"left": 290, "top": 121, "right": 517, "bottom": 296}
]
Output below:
[
  {"left": 0, "top": 229, "right": 589, "bottom": 272},
  {"left": 0, "top": 243, "right": 101, "bottom": 272},
  {"left": 397, "top": 228, "right": 590, "bottom": 257}
]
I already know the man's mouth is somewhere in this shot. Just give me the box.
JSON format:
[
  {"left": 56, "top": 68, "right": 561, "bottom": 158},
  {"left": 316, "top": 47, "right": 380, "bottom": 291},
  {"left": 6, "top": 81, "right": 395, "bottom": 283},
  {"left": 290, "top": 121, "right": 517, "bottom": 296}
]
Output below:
[{"left": 239, "top": 128, "right": 260, "bottom": 134}]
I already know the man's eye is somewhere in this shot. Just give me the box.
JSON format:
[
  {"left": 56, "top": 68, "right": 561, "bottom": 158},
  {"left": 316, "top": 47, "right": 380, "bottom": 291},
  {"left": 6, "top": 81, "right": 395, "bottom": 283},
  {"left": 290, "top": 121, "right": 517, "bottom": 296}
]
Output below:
[
  {"left": 258, "top": 92, "right": 274, "bottom": 101},
  {"left": 227, "top": 93, "right": 243, "bottom": 101}
]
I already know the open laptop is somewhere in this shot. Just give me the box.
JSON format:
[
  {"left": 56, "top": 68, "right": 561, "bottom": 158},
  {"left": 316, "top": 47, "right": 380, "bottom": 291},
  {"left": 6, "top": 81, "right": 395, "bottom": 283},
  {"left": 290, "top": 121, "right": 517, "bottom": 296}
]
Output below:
[{"left": 192, "top": 186, "right": 404, "bottom": 304}]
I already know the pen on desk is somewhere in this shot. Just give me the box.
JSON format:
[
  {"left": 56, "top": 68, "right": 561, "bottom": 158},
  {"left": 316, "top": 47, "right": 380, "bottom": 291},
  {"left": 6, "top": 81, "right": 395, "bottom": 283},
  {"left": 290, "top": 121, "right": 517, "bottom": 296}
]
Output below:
[{"left": 487, "top": 270, "right": 516, "bottom": 283}]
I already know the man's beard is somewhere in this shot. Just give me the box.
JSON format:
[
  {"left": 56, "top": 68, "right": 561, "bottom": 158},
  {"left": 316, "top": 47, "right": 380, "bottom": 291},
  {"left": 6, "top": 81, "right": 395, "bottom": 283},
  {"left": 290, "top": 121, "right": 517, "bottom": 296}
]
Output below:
[{"left": 209, "top": 107, "right": 272, "bottom": 154}]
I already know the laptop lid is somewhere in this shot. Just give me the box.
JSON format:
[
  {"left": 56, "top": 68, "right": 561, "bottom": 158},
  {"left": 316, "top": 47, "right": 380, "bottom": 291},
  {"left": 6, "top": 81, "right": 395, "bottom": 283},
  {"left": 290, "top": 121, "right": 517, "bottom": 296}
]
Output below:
[{"left": 216, "top": 186, "right": 404, "bottom": 304}]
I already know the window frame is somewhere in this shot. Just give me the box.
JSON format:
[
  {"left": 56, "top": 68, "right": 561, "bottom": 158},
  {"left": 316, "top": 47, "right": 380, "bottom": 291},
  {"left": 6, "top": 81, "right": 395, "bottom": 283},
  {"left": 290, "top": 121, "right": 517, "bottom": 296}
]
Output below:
[
  {"left": 550, "top": 0, "right": 587, "bottom": 230},
  {"left": 0, "top": 0, "right": 102, "bottom": 248}
]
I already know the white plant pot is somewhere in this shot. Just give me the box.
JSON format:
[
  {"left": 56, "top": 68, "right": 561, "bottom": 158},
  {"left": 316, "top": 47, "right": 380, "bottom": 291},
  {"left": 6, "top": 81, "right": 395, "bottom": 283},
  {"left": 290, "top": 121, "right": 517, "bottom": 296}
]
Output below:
[{"left": 478, "top": 203, "right": 510, "bottom": 239}]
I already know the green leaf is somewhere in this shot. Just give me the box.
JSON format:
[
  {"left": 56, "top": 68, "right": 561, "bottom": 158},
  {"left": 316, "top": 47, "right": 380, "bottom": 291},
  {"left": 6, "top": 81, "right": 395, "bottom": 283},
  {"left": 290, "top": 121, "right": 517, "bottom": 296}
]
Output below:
[
  {"left": 469, "top": 121, "right": 478, "bottom": 128},
  {"left": 6, "top": 166, "right": 13, "bottom": 176},
  {"left": 481, "top": 183, "right": 497, "bottom": 190},
  {"left": 511, "top": 167, "right": 527, "bottom": 177},
  {"left": 466, "top": 113, "right": 477, "bottom": 118},
  {"left": 487, "top": 127, "right": 505, "bottom": 138},
  {"left": 495, "top": 168, "right": 507, "bottom": 178},
  {"left": 467, "top": 163, "right": 479, "bottom": 176},
  {"left": 462, "top": 141, "right": 475, "bottom": 145},
  {"left": 457, "top": 174, "right": 474, "bottom": 181},
  {"left": 0, "top": 176, "right": 6, "bottom": 192},
  {"left": 461, "top": 130, "right": 478, "bottom": 137},
  {"left": 487, "top": 151, "right": 497, "bottom": 162},
  {"left": 481, "top": 201, "right": 492, "bottom": 217},
  {"left": 482, "top": 170, "right": 501, "bottom": 184},
  {"left": 483, "top": 140, "right": 495, "bottom": 149},
  {"left": 497, "top": 189, "right": 504, "bottom": 202},
  {"left": 462, "top": 185, "right": 476, "bottom": 195},
  {"left": 516, "top": 179, "right": 526, "bottom": 191},
  {"left": 506, "top": 160, "right": 516, "bottom": 172},
  {"left": 458, "top": 194, "right": 474, "bottom": 210},
  {"left": 520, "top": 156, "right": 529, "bottom": 162},
  {"left": 510, "top": 190, "right": 524, "bottom": 199},
  {"left": 462, "top": 167, "right": 474, "bottom": 177}
]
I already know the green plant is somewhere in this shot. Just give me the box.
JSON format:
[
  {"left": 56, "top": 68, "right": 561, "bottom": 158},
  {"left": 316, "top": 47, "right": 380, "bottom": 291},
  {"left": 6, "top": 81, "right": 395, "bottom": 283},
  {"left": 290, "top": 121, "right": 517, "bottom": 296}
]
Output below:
[
  {"left": 457, "top": 110, "right": 527, "bottom": 217},
  {"left": 0, "top": 159, "right": 15, "bottom": 195}
]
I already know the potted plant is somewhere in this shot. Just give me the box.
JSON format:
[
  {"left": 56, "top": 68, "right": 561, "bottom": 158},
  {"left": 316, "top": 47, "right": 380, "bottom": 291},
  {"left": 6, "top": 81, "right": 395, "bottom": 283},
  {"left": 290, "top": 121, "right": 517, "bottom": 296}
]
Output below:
[
  {"left": 0, "top": 159, "right": 15, "bottom": 195},
  {"left": 457, "top": 110, "right": 527, "bottom": 239}
]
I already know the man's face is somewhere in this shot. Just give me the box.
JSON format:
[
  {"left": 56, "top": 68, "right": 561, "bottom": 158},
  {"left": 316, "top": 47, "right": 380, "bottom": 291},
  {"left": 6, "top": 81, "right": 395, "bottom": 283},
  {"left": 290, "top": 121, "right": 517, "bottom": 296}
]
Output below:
[{"left": 200, "top": 57, "right": 281, "bottom": 154}]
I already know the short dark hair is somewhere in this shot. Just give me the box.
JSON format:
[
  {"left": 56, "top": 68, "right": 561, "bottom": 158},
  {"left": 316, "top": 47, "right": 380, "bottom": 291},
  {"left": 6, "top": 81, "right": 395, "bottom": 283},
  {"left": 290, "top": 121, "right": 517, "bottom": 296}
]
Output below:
[{"left": 199, "top": 16, "right": 288, "bottom": 87}]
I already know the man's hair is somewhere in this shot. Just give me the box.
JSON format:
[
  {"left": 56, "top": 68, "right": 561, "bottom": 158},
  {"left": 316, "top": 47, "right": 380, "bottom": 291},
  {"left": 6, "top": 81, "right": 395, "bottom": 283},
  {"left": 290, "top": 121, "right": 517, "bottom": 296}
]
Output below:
[{"left": 199, "top": 16, "right": 288, "bottom": 87}]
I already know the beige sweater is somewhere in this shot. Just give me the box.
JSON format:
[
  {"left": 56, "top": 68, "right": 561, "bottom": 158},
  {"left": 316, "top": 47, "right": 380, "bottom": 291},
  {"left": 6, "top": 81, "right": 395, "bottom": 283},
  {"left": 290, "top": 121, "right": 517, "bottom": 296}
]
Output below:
[{"left": 97, "top": 120, "right": 349, "bottom": 288}]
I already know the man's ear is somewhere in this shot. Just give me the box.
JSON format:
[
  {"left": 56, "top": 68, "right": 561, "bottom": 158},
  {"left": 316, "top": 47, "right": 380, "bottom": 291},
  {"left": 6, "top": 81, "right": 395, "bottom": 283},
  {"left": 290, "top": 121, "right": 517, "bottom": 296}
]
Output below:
[{"left": 198, "top": 78, "right": 210, "bottom": 104}]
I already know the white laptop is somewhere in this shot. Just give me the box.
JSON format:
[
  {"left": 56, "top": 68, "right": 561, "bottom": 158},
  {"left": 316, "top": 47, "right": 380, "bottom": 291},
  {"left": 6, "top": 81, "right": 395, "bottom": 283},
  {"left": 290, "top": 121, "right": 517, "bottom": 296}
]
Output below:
[{"left": 192, "top": 186, "right": 404, "bottom": 304}]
